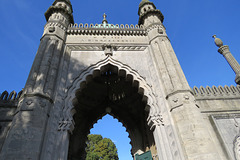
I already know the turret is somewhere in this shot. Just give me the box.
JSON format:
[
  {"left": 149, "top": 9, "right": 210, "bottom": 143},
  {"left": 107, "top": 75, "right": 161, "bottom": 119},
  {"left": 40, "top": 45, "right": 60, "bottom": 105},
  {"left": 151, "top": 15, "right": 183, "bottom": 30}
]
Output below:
[
  {"left": 43, "top": 0, "right": 74, "bottom": 40},
  {"left": 138, "top": 0, "right": 164, "bottom": 27}
]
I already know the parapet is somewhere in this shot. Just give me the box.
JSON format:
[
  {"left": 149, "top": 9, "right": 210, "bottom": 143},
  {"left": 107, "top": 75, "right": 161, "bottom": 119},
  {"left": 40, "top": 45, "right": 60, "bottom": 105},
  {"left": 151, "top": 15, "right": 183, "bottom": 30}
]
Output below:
[
  {"left": 0, "top": 90, "right": 23, "bottom": 107},
  {"left": 67, "top": 23, "right": 146, "bottom": 36},
  {"left": 192, "top": 85, "right": 240, "bottom": 100}
]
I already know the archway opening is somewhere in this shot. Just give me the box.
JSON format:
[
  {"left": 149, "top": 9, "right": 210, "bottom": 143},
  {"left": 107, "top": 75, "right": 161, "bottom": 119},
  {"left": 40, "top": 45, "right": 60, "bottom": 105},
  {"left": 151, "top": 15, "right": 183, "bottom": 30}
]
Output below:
[
  {"left": 90, "top": 114, "right": 132, "bottom": 160},
  {"left": 67, "top": 64, "right": 156, "bottom": 160}
]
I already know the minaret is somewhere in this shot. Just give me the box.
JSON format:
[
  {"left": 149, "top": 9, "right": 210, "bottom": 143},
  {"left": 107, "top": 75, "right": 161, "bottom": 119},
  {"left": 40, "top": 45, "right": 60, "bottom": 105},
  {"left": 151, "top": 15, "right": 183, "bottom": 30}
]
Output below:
[
  {"left": 213, "top": 35, "right": 240, "bottom": 84},
  {"left": 138, "top": 1, "right": 221, "bottom": 159},
  {"left": 24, "top": 0, "right": 74, "bottom": 95},
  {"left": 0, "top": 1, "right": 74, "bottom": 159}
]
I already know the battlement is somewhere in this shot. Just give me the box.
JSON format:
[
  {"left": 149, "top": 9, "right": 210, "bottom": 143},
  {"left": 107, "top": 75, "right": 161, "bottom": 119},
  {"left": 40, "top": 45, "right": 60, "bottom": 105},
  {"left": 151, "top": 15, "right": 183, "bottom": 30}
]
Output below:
[
  {"left": 67, "top": 23, "right": 147, "bottom": 36},
  {"left": 0, "top": 90, "right": 23, "bottom": 106},
  {"left": 192, "top": 85, "right": 240, "bottom": 100}
]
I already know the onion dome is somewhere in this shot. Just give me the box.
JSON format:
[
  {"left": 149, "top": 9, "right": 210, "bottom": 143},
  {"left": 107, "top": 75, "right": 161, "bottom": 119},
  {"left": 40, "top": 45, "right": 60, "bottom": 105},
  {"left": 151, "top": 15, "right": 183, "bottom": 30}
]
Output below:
[
  {"left": 102, "top": 13, "right": 108, "bottom": 24},
  {"left": 139, "top": 0, "right": 151, "bottom": 8},
  {"left": 45, "top": 0, "right": 74, "bottom": 24}
]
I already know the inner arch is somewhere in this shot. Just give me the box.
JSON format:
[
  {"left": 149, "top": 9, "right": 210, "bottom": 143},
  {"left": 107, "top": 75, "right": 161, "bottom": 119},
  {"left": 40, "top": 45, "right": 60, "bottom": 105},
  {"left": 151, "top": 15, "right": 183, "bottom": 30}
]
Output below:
[
  {"left": 90, "top": 114, "right": 132, "bottom": 160},
  {"left": 67, "top": 63, "right": 157, "bottom": 160}
]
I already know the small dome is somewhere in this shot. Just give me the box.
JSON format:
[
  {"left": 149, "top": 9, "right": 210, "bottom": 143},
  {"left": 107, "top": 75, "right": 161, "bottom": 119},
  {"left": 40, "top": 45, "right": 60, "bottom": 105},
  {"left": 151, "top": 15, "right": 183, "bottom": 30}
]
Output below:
[{"left": 139, "top": 0, "right": 150, "bottom": 8}]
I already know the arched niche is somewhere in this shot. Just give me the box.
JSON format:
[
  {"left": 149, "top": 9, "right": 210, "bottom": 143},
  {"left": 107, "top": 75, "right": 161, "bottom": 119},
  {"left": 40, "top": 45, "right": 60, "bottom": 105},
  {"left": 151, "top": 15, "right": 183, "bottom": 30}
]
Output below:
[{"left": 63, "top": 56, "right": 161, "bottom": 159}]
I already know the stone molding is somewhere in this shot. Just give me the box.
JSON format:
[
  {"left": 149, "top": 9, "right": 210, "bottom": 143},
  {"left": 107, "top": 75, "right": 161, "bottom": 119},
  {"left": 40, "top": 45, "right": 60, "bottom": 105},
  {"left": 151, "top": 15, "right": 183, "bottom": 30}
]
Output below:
[
  {"left": 67, "top": 23, "right": 146, "bottom": 36},
  {"left": 193, "top": 85, "right": 240, "bottom": 100},
  {"left": 45, "top": 5, "right": 74, "bottom": 24},
  {"left": 66, "top": 45, "right": 148, "bottom": 52},
  {"left": 146, "top": 23, "right": 165, "bottom": 34},
  {"left": 44, "top": 21, "right": 67, "bottom": 32},
  {"left": 218, "top": 45, "right": 230, "bottom": 56}
]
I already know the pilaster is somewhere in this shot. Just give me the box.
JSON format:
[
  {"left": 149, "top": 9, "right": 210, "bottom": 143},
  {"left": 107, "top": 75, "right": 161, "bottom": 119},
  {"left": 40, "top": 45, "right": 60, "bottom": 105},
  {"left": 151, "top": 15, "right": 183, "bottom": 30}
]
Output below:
[
  {"left": 167, "top": 92, "right": 221, "bottom": 159},
  {"left": 138, "top": 1, "right": 222, "bottom": 159}
]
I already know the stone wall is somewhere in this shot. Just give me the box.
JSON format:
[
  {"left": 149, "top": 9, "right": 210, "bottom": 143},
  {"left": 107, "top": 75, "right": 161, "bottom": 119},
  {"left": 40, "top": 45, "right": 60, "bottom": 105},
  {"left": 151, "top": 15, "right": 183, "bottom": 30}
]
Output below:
[
  {"left": 193, "top": 85, "right": 240, "bottom": 160},
  {"left": 0, "top": 91, "right": 22, "bottom": 152}
]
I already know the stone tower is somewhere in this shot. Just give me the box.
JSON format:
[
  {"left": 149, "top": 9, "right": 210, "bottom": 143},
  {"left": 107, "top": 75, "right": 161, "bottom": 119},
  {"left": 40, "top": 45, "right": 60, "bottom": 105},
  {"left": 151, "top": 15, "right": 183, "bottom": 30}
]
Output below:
[{"left": 1, "top": 0, "right": 240, "bottom": 160}]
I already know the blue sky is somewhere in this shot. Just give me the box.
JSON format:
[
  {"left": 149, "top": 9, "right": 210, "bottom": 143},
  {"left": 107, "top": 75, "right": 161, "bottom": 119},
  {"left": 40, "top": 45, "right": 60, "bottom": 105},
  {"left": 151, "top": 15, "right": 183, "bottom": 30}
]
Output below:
[{"left": 0, "top": 0, "right": 240, "bottom": 159}]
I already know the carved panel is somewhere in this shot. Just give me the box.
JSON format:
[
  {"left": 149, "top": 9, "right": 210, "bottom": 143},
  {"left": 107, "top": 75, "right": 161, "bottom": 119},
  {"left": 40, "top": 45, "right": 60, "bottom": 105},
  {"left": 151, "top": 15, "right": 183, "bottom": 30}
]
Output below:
[{"left": 211, "top": 114, "right": 240, "bottom": 160}]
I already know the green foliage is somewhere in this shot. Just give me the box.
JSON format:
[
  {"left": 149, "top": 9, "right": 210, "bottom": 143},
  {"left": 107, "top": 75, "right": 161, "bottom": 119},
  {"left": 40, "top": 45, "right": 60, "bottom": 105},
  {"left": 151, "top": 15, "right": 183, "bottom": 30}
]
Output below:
[{"left": 86, "top": 134, "right": 119, "bottom": 160}]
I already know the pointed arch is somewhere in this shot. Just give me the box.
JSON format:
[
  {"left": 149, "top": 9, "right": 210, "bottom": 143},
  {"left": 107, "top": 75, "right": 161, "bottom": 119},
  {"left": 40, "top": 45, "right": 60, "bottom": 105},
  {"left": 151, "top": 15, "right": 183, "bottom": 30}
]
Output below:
[{"left": 62, "top": 56, "right": 161, "bottom": 132}]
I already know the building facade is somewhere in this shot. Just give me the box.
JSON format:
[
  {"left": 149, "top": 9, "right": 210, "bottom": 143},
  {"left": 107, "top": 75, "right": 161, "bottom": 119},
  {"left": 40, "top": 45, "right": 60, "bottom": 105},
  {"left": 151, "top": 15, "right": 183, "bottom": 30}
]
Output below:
[{"left": 0, "top": 0, "right": 240, "bottom": 159}]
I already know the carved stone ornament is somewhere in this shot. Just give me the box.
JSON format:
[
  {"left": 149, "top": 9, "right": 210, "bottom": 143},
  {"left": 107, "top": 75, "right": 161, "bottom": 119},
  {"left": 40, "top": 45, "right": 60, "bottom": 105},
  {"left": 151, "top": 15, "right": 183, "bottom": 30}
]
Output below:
[
  {"left": 218, "top": 45, "right": 230, "bottom": 55},
  {"left": 234, "top": 135, "right": 240, "bottom": 160},
  {"left": 148, "top": 115, "right": 164, "bottom": 130},
  {"left": 49, "top": 26, "right": 55, "bottom": 33},
  {"left": 58, "top": 120, "right": 73, "bottom": 132},
  {"left": 26, "top": 100, "right": 33, "bottom": 106},
  {"left": 102, "top": 44, "right": 115, "bottom": 56}
]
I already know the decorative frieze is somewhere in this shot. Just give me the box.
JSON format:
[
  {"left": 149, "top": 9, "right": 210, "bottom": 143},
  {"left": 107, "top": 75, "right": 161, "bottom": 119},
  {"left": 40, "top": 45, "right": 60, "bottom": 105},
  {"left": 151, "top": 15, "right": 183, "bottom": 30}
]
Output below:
[
  {"left": 66, "top": 45, "right": 148, "bottom": 52},
  {"left": 44, "top": 22, "right": 67, "bottom": 32}
]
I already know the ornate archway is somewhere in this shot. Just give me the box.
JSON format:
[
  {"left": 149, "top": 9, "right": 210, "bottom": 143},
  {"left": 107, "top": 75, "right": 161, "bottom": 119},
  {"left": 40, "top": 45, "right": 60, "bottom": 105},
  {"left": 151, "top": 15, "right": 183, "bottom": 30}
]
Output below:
[{"left": 61, "top": 56, "right": 162, "bottom": 159}]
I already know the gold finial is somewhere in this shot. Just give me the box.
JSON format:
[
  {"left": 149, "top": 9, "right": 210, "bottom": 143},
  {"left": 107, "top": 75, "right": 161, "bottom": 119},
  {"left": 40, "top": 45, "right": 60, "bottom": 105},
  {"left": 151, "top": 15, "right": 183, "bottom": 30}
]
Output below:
[{"left": 102, "top": 13, "right": 108, "bottom": 24}]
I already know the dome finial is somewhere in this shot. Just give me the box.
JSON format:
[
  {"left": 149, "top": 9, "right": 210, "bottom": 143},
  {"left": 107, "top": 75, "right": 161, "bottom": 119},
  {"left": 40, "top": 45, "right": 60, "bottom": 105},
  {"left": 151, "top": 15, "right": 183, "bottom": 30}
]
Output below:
[{"left": 102, "top": 13, "right": 108, "bottom": 24}]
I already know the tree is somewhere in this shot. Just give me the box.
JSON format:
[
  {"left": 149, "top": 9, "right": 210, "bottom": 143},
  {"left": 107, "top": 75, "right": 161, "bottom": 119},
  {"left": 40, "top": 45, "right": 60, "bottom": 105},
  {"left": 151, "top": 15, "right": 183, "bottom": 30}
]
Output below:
[{"left": 86, "top": 134, "right": 119, "bottom": 160}]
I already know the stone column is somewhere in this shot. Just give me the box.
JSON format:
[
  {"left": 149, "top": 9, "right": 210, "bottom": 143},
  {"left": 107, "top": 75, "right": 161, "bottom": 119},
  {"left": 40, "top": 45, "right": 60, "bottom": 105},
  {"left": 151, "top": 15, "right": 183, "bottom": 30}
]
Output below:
[
  {"left": 213, "top": 35, "right": 240, "bottom": 84},
  {"left": 148, "top": 115, "right": 176, "bottom": 160}
]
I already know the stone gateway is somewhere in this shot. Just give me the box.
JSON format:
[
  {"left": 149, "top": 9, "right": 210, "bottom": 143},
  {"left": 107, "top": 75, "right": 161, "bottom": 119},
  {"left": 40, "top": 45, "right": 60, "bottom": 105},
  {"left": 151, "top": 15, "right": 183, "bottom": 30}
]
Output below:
[{"left": 0, "top": 0, "right": 240, "bottom": 160}]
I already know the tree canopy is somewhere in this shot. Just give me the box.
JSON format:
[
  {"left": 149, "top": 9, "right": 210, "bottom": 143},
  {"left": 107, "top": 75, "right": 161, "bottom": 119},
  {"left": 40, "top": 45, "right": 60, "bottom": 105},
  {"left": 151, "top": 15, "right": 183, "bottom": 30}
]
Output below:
[{"left": 86, "top": 134, "right": 119, "bottom": 160}]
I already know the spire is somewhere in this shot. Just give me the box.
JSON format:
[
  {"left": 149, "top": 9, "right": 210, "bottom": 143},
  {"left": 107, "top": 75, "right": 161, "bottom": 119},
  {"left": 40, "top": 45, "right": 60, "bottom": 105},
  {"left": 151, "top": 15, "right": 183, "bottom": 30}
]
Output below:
[
  {"left": 45, "top": 0, "right": 74, "bottom": 24},
  {"left": 213, "top": 35, "right": 240, "bottom": 84},
  {"left": 138, "top": 0, "right": 164, "bottom": 26},
  {"left": 102, "top": 13, "right": 108, "bottom": 24}
]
